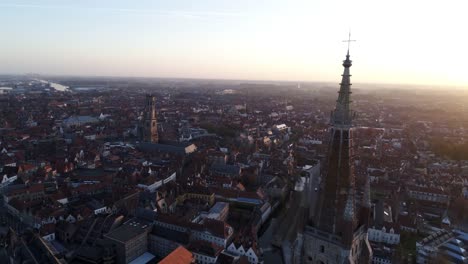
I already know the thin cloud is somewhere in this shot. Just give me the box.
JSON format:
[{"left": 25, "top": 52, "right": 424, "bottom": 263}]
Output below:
[{"left": 0, "top": 3, "right": 245, "bottom": 20}]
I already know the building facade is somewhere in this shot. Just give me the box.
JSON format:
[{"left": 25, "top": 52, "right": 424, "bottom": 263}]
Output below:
[
  {"left": 368, "top": 226, "right": 400, "bottom": 245},
  {"left": 407, "top": 186, "right": 449, "bottom": 204},
  {"left": 104, "top": 218, "right": 153, "bottom": 264}
]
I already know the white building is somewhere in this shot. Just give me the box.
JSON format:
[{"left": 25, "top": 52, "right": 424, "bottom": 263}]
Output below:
[
  {"left": 407, "top": 185, "right": 449, "bottom": 204},
  {"left": 137, "top": 172, "right": 176, "bottom": 193},
  {"left": 0, "top": 174, "right": 17, "bottom": 192},
  {"left": 42, "top": 232, "right": 56, "bottom": 241},
  {"left": 368, "top": 225, "right": 400, "bottom": 245},
  {"left": 192, "top": 251, "right": 218, "bottom": 264},
  {"left": 227, "top": 243, "right": 263, "bottom": 264}
]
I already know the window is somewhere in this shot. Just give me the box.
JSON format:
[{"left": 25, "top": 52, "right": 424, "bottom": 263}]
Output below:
[{"left": 320, "top": 245, "right": 325, "bottom": 253}]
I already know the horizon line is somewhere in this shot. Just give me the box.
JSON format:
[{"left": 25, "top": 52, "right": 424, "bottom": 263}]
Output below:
[{"left": 0, "top": 72, "right": 466, "bottom": 90}]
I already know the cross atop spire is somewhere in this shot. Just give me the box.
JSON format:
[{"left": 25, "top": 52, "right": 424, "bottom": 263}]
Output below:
[
  {"left": 342, "top": 31, "right": 356, "bottom": 55},
  {"left": 330, "top": 33, "right": 355, "bottom": 128}
]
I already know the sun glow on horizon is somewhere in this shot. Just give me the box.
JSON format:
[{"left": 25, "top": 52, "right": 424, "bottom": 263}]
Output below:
[{"left": 1, "top": 0, "right": 467, "bottom": 87}]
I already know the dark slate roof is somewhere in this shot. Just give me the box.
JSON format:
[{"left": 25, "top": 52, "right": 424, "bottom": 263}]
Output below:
[
  {"left": 2, "top": 166, "right": 18, "bottom": 176},
  {"left": 151, "top": 225, "right": 190, "bottom": 244},
  {"left": 86, "top": 199, "right": 104, "bottom": 210},
  {"left": 159, "top": 140, "right": 192, "bottom": 148},
  {"left": 75, "top": 246, "right": 104, "bottom": 261},
  {"left": 210, "top": 163, "right": 240, "bottom": 176},
  {"left": 137, "top": 140, "right": 195, "bottom": 155},
  {"left": 105, "top": 218, "right": 152, "bottom": 243},
  {"left": 136, "top": 207, "right": 157, "bottom": 222}
]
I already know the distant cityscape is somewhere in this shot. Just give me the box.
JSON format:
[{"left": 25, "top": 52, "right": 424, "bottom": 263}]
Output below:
[{"left": 0, "top": 48, "right": 468, "bottom": 264}]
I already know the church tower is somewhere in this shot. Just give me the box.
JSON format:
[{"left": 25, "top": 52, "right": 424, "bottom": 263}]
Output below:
[
  {"left": 303, "top": 38, "right": 372, "bottom": 264},
  {"left": 142, "top": 94, "right": 158, "bottom": 143}
]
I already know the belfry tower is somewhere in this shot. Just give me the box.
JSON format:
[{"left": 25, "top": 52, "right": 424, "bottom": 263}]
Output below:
[
  {"left": 303, "top": 36, "right": 372, "bottom": 264},
  {"left": 142, "top": 94, "right": 158, "bottom": 143}
]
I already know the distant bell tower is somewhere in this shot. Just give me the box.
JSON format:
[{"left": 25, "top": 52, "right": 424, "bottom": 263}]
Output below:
[{"left": 143, "top": 94, "right": 158, "bottom": 143}]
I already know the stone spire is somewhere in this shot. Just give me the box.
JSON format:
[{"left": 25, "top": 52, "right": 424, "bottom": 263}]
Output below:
[
  {"left": 343, "top": 190, "right": 355, "bottom": 221},
  {"left": 359, "top": 168, "right": 372, "bottom": 229},
  {"left": 362, "top": 174, "right": 371, "bottom": 208},
  {"left": 304, "top": 38, "right": 372, "bottom": 264},
  {"left": 315, "top": 45, "right": 358, "bottom": 242},
  {"left": 331, "top": 50, "right": 353, "bottom": 127}
]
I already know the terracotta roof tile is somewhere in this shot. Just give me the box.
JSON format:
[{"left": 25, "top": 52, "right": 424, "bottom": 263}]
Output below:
[{"left": 159, "top": 246, "right": 193, "bottom": 264}]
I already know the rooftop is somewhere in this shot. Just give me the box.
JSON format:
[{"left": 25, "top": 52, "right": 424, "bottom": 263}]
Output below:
[
  {"left": 138, "top": 141, "right": 196, "bottom": 155},
  {"left": 158, "top": 246, "right": 193, "bottom": 264},
  {"left": 129, "top": 252, "right": 156, "bottom": 264},
  {"left": 105, "top": 218, "right": 152, "bottom": 243}
]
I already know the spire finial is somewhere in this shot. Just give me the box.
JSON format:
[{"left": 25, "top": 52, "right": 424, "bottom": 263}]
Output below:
[{"left": 343, "top": 30, "right": 356, "bottom": 55}]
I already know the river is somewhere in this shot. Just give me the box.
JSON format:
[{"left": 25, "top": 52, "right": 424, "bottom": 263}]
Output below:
[{"left": 37, "top": 79, "right": 70, "bottom": 92}]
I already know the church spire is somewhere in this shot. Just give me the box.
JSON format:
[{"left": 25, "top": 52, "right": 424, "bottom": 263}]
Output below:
[
  {"left": 344, "top": 31, "right": 355, "bottom": 56},
  {"left": 305, "top": 36, "right": 372, "bottom": 264},
  {"left": 315, "top": 36, "right": 358, "bottom": 239},
  {"left": 332, "top": 33, "right": 356, "bottom": 128}
]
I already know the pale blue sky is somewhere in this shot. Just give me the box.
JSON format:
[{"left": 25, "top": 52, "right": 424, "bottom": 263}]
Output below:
[{"left": 1, "top": 0, "right": 467, "bottom": 86}]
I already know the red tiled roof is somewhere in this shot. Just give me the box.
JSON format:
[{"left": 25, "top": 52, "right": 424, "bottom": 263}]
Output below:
[{"left": 159, "top": 246, "right": 193, "bottom": 264}]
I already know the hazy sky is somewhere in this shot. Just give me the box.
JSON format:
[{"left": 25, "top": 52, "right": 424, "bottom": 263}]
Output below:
[{"left": 1, "top": 0, "right": 467, "bottom": 87}]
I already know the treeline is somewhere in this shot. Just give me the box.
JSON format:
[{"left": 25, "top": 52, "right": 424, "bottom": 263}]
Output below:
[{"left": 431, "top": 138, "right": 468, "bottom": 160}]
